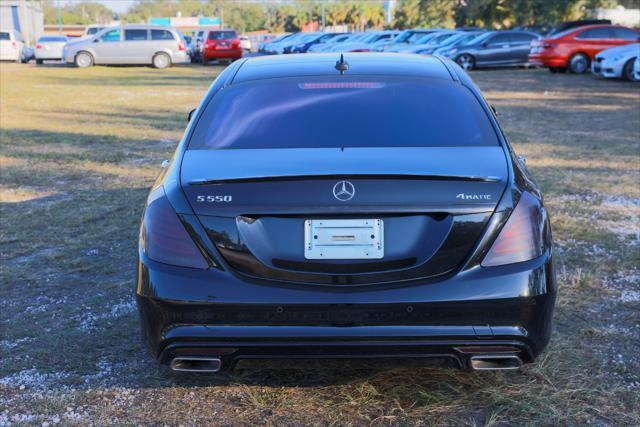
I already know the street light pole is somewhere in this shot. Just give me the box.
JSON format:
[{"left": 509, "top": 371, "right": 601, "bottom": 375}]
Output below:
[
  {"left": 321, "top": 0, "right": 325, "bottom": 32},
  {"left": 56, "top": 0, "right": 62, "bottom": 34}
]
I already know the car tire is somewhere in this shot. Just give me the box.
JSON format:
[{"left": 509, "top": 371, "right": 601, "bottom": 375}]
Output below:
[
  {"left": 568, "top": 53, "right": 589, "bottom": 74},
  {"left": 622, "top": 58, "right": 636, "bottom": 81},
  {"left": 75, "top": 51, "right": 94, "bottom": 68},
  {"left": 455, "top": 54, "right": 475, "bottom": 71},
  {"left": 152, "top": 52, "right": 171, "bottom": 69},
  {"left": 36, "top": 59, "right": 43, "bottom": 65}
]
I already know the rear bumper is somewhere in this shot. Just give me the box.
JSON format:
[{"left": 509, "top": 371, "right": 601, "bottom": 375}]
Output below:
[
  {"left": 172, "top": 52, "right": 190, "bottom": 64},
  {"left": 203, "top": 49, "right": 243, "bottom": 60},
  {"left": 136, "top": 251, "right": 557, "bottom": 368},
  {"left": 35, "top": 51, "right": 63, "bottom": 60},
  {"left": 527, "top": 54, "right": 567, "bottom": 68}
]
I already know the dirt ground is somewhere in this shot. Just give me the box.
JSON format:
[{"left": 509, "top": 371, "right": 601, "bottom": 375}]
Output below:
[{"left": 1, "top": 62, "right": 639, "bottom": 426}]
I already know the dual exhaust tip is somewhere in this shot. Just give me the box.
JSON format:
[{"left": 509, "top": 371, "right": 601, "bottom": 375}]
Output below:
[
  {"left": 469, "top": 354, "right": 523, "bottom": 371},
  {"left": 169, "top": 354, "right": 523, "bottom": 372},
  {"left": 170, "top": 356, "right": 222, "bottom": 373}
]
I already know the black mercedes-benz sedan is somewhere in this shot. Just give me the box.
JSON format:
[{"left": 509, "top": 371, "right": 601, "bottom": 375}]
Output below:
[{"left": 137, "top": 53, "right": 556, "bottom": 373}]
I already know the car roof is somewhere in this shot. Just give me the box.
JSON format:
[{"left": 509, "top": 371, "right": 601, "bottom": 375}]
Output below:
[
  {"left": 232, "top": 53, "right": 455, "bottom": 84},
  {"left": 125, "top": 25, "right": 176, "bottom": 30},
  {"left": 569, "top": 24, "right": 632, "bottom": 33}
]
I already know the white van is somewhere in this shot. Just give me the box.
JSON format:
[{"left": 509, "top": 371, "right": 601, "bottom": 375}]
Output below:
[{"left": 63, "top": 25, "right": 190, "bottom": 68}]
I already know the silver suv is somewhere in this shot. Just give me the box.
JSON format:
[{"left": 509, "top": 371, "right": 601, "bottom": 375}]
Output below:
[{"left": 63, "top": 25, "right": 189, "bottom": 69}]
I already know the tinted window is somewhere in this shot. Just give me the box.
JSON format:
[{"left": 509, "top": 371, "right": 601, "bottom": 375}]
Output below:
[
  {"left": 408, "top": 32, "right": 431, "bottom": 43},
  {"left": 38, "top": 36, "right": 67, "bottom": 42},
  {"left": 611, "top": 27, "right": 638, "bottom": 40},
  {"left": 151, "top": 29, "right": 175, "bottom": 40},
  {"left": 100, "top": 29, "right": 120, "bottom": 42},
  {"left": 87, "top": 27, "right": 103, "bottom": 35},
  {"left": 512, "top": 33, "right": 536, "bottom": 43},
  {"left": 488, "top": 33, "right": 511, "bottom": 45},
  {"left": 0, "top": 32, "right": 10, "bottom": 41},
  {"left": 125, "top": 29, "right": 148, "bottom": 41},
  {"left": 209, "top": 31, "right": 236, "bottom": 40},
  {"left": 578, "top": 28, "right": 611, "bottom": 39},
  {"left": 189, "top": 77, "right": 498, "bottom": 150}
]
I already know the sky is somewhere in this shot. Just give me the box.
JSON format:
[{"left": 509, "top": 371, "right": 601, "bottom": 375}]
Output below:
[{"left": 60, "top": 0, "right": 137, "bottom": 14}]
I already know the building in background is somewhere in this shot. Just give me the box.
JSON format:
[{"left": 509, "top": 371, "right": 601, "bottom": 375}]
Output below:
[
  {"left": 0, "top": 0, "right": 44, "bottom": 45},
  {"left": 591, "top": 5, "right": 640, "bottom": 27},
  {"left": 149, "top": 16, "right": 221, "bottom": 35}
]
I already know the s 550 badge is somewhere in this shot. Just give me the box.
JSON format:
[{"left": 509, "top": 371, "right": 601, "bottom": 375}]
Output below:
[{"left": 196, "top": 195, "right": 232, "bottom": 202}]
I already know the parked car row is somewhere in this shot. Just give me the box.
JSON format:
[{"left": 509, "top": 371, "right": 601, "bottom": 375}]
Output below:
[
  {"left": 2, "top": 25, "right": 244, "bottom": 69},
  {"left": 259, "top": 28, "right": 541, "bottom": 70},
  {"left": 258, "top": 23, "right": 639, "bottom": 81}
]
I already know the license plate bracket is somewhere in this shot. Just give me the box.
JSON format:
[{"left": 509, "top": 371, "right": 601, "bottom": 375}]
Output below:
[{"left": 304, "top": 219, "right": 384, "bottom": 260}]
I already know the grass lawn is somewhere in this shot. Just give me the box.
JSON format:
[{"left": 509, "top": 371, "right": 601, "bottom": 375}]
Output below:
[{"left": 1, "top": 62, "right": 639, "bottom": 425}]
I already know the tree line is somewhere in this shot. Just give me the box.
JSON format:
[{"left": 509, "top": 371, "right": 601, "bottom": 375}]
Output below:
[{"left": 45, "top": 0, "right": 628, "bottom": 33}]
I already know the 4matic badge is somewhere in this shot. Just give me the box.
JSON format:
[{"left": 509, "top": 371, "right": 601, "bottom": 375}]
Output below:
[{"left": 456, "top": 193, "right": 492, "bottom": 200}]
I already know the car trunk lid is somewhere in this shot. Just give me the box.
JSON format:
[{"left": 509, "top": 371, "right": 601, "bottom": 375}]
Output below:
[{"left": 180, "top": 147, "right": 509, "bottom": 285}]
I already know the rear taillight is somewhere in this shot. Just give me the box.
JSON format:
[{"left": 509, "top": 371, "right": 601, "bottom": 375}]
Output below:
[
  {"left": 232, "top": 39, "right": 240, "bottom": 49},
  {"left": 140, "top": 187, "right": 208, "bottom": 269},
  {"left": 36, "top": 44, "right": 43, "bottom": 49},
  {"left": 178, "top": 41, "right": 185, "bottom": 51},
  {"left": 481, "top": 192, "right": 544, "bottom": 267},
  {"left": 11, "top": 41, "right": 16, "bottom": 48}
]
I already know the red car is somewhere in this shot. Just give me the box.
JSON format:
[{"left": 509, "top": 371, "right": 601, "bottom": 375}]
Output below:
[
  {"left": 529, "top": 24, "right": 639, "bottom": 73},
  {"left": 202, "top": 29, "right": 242, "bottom": 64}
]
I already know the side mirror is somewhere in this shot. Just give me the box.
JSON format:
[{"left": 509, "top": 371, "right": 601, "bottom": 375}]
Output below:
[{"left": 187, "top": 108, "right": 196, "bottom": 122}]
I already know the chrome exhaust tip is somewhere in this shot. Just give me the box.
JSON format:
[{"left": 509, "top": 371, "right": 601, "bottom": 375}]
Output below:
[
  {"left": 170, "top": 357, "right": 222, "bottom": 373},
  {"left": 470, "top": 355, "right": 523, "bottom": 371}
]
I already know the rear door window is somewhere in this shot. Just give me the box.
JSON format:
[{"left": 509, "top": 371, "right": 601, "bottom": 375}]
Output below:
[
  {"left": 610, "top": 27, "right": 638, "bottom": 40},
  {"left": 151, "top": 29, "right": 175, "bottom": 40},
  {"left": 189, "top": 77, "right": 499, "bottom": 150},
  {"left": 577, "top": 28, "right": 611, "bottom": 39},
  {"left": 511, "top": 33, "right": 536, "bottom": 44},
  {"left": 125, "top": 29, "right": 148, "bottom": 41},
  {"left": 487, "top": 33, "right": 511, "bottom": 46}
]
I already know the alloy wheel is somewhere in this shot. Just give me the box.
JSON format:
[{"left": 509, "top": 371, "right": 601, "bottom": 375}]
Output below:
[
  {"left": 456, "top": 54, "right": 474, "bottom": 71},
  {"left": 569, "top": 54, "right": 589, "bottom": 74}
]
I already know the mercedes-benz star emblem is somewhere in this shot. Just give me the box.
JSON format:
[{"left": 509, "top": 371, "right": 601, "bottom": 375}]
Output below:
[{"left": 333, "top": 180, "right": 355, "bottom": 202}]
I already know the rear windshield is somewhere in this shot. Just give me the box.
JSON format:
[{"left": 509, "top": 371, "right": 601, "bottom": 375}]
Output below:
[
  {"left": 0, "top": 32, "right": 9, "bottom": 41},
  {"left": 38, "top": 36, "right": 67, "bottom": 42},
  {"left": 209, "top": 31, "right": 236, "bottom": 40},
  {"left": 189, "top": 77, "right": 498, "bottom": 150}
]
